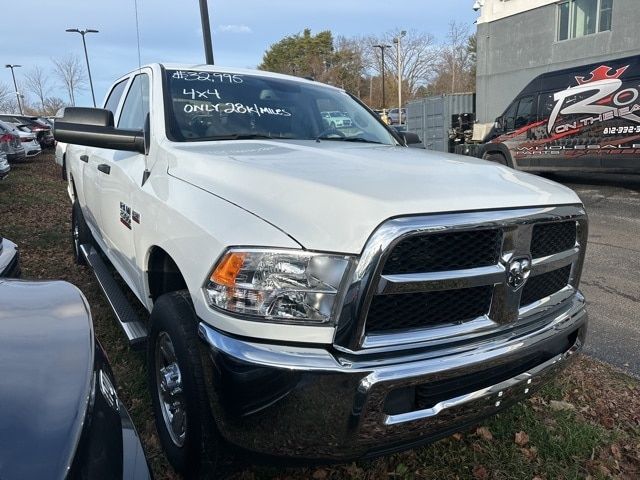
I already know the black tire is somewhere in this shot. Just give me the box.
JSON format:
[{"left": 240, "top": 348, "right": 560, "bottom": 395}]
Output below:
[
  {"left": 148, "top": 291, "right": 218, "bottom": 478},
  {"left": 484, "top": 152, "right": 508, "bottom": 166},
  {"left": 61, "top": 155, "right": 67, "bottom": 181},
  {"left": 71, "top": 200, "right": 91, "bottom": 265}
]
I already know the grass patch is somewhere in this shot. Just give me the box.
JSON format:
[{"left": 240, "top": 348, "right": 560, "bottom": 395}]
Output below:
[{"left": 3, "top": 153, "right": 639, "bottom": 480}]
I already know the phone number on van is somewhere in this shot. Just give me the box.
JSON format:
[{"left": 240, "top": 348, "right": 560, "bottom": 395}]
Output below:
[{"left": 603, "top": 125, "right": 640, "bottom": 135}]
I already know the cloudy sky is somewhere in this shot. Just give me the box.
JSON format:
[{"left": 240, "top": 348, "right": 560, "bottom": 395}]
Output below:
[{"left": 1, "top": 0, "right": 478, "bottom": 107}]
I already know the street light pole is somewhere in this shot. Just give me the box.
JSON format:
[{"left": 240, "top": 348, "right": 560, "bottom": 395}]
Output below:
[
  {"left": 199, "top": 0, "right": 215, "bottom": 65},
  {"left": 373, "top": 44, "right": 391, "bottom": 109},
  {"left": 66, "top": 28, "right": 99, "bottom": 107},
  {"left": 393, "top": 31, "right": 406, "bottom": 124},
  {"left": 5, "top": 64, "right": 23, "bottom": 115}
]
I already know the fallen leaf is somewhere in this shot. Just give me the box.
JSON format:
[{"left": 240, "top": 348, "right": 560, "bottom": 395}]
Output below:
[
  {"left": 549, "top": 400, "right": 575, "bottom": 411},
  {"left": 515, "top": 431, "right": 529, "bottom": 446},
  {"left": 610, "top": 444, "right": 622, "bottom": 460},
  {"left": 602, "top": 417, "right": 615, "bottom": 429},
  {"left": 452, "top": 432, "right": 463, "bottom": 441},
  {"left": 521, "top": 446, "right": 538, "bottom": 461},
  {"left": 472, "top": 465, "right": 489, "bottom": 479},
  {"left": 476, "top": 426, "right": 493, "bottom": 441},
  {"left": 312, "top": 469, "right": 327, "bottom": 479}
]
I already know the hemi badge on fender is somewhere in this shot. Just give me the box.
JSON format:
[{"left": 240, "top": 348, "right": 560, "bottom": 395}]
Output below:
[
  {"left": 120, "top": 202, "right": 132, "bottom": 230},
  {"left": 132, "top": 210, "right": 141, "bottom": 224}
]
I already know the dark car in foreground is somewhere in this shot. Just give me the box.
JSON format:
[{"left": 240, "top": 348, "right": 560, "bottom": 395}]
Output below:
[
  {"left": 0, "top": 280, "right": 152, "bottom": 479},
  {"left": 0, "top": 236, "right": 20, "bottom": 277}
]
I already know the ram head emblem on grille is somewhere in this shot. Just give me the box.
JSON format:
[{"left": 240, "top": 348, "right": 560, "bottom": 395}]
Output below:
[{"left": 507, "top": 257, "right": 532, "bottom": 290}]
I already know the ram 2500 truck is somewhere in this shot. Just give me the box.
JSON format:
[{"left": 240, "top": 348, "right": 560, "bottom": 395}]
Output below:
[{"left": 54, "top": 64, "right": 588, "bottom": 477}]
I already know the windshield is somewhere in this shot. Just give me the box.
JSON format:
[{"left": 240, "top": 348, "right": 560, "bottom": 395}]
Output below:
[{"left": 164, "top": 69, "right": 397, "bottom": 144}]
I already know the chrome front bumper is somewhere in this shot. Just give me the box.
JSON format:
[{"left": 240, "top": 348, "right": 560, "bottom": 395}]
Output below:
[{"left": 198, "top": 294, "right": 587, "bottom": 461}]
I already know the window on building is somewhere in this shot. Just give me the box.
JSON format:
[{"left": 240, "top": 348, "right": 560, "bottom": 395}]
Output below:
[{"left": 557, "top": 0, "right": 613, "bottom": 41}]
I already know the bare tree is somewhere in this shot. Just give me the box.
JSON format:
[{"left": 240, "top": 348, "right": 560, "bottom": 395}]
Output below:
[
  {"left": 43, "top": 97, "right": 67, "bottom": 116},
  {"left": 24, "top": 66, "right": 51, "bottom": 113},
  {"left": 430, "top": 22, "right": 476, "bottom": 95},
  {"left": 0, "top": 82, "right": 15, "bottom": 112},
  {"left": 52, "top": 55, "right": 86, "bottom": 106},
  {"left": 368, "top": 29, "right": 440, "bottom": 99}
]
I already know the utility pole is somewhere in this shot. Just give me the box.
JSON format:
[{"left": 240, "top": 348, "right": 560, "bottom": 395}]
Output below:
[
  {"left": 373, "top": 44, "right": 391, "bottom": 109},
  {"left": 393, "top": 31, "right": 406, "bottom": 124},
  {"left": 199, "top": 0, "right": 214, "bottom": 64},
  {"left": 66, "top": 28, "right": 99, "bottom": 107},
  {"left": 5, "top": 64, "right": 23, "bottom": 115}
]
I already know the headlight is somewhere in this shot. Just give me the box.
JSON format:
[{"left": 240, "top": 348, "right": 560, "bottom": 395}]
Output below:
[{"left": 204, "top": 248, "right": 354, "bottom": 325}]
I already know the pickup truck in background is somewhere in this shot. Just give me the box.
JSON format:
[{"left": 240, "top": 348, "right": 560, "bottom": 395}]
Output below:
[{"left": 55, "top": 63, "right": 589, "bottom": 477}]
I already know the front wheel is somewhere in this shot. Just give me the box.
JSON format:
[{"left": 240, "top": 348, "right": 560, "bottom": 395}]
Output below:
[{"left": 148, "top": 291, "right": 218, "bottom": 478}]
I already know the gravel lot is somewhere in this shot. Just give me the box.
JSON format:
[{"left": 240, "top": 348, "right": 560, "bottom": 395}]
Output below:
[{"left": 547, "top": 173, "right": 640, "bottom": 379}]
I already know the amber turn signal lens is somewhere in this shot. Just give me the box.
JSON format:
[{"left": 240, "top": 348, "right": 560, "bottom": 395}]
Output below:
[{"left": 210, "top": 252, "right": 247, "bottom": 287}]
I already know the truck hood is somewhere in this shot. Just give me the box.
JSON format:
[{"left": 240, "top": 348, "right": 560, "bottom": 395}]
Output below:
[{"left": 166, "top": 140, "right": 581, "bottom": 253}]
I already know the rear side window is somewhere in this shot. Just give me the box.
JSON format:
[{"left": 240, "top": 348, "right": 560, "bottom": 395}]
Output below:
[
  {"left": 103, "top": 79, "right": 128, "bottom": 116},
  {"left": 538, "top": 93, "right": 556, "bottom": 118},
  {"left": 118, "top": 74, "right": 150, "bottom": 130}
]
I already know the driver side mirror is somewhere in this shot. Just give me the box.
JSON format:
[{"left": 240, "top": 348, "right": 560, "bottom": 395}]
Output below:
[
  {"left": 398, "top": 131, "right": 424, "bottom": 148},
  {"left": 54, "top": 107, "right": 146, "bottom": 154}
]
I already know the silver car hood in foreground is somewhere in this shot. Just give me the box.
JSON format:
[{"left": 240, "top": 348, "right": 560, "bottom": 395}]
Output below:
[{"left": 167, "top": 140, "right": 581, "bottom": 253}]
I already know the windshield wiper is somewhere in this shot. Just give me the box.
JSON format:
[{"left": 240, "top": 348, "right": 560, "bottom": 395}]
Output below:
[
  {"left": 204, "top": 133, "right": 275, "bottom": 141},
  {"left": 315, "top": 136, "right": 384, "bottom": 144}
]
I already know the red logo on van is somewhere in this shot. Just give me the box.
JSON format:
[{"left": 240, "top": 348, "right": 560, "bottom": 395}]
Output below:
[
  {"left": 547, "top": 63, "right": 640, "bottom": 135},
  {"left": 575, "top": 65, "right": 629, "bottom": 85}
]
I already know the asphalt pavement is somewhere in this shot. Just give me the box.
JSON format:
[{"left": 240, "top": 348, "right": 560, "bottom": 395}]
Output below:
[{"left": 546, "top": 172, "right": 640, "bottom": 378}]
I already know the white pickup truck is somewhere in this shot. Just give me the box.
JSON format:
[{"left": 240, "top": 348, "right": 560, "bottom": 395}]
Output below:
[{"left": 55, "top": 63, "right": 589, "bottom": 477}]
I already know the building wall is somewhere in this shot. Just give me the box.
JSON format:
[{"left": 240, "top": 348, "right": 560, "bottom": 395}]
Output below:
[
  {"left": 476, "top": 0, "right": 640, "bottom": 122},
  {"left": 477, "top": 0, "right": 557, "bottom": 24}
]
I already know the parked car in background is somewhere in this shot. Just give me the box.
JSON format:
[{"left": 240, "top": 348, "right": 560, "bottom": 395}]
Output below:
[
  {"left": 0, "top": 236, "right": 20, "bottom": 277},
  {"left": 0, "top": 153, "right": 9, "bottom": 179},
  {"left": 16, "top": 125, "right": 42, "bottom": 156},
  {"left": 37, "top": 116, "right": 54, "bottom": 128},
  {"left": 0, "top": 114, "right": 54, "bottom": 148},
  {"left": 0, "top": 121, "right": 26, "bottom": 162},
  {"left": 375, "top": 108, "right": 391, "bottom": 125},
  {"left": 388, "top": 108, "right": 406, "bottom": 125},
  {"left": 0, "top": 121, "right": 41, "bottom": 157},
  {"left": 321, "top": 110, "right": 353, "bottom": 128},
  {"left": 0, "top": 279, "right": 152, "bottom": 479}
]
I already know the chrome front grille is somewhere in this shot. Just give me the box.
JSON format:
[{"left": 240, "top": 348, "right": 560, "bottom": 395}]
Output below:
[
  {"left": 334, "top": 205, "right": 588, "bottom": 353},
  {"left": 530, "top": 221, "right": 577, "bottom": 258},
  {"left": 520, "top": 265, "right": 572, "bottom": 307},
  {"left": 366, "top": 286, "right": 493, "bottom": 334},
  {"left": 382, "top": 229, "right": 503, "bottom": 274}
]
